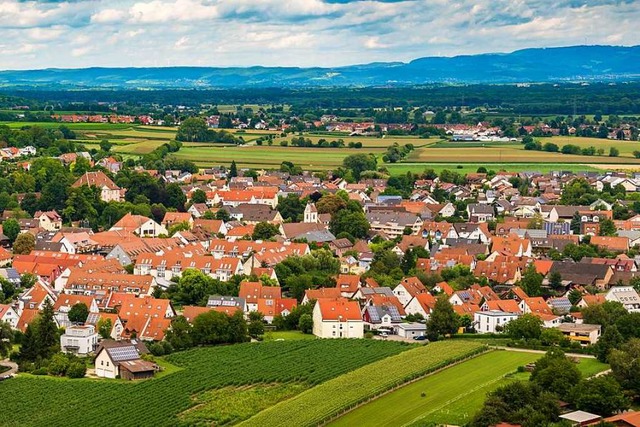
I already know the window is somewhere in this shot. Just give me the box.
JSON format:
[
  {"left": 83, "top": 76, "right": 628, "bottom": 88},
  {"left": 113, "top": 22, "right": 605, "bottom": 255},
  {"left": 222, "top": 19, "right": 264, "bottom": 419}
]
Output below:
[
  {"left": 106, "top": 361, "right": 109, "bottom": 367},
  {"left": 101, "top": 360, "right": 104, "bottom": 366}
]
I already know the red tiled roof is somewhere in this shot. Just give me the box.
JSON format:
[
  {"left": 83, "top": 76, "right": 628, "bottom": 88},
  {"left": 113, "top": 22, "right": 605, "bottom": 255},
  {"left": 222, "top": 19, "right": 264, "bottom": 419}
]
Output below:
[{"left": 317, "top": 298, "right": 361, "bottom": 321}]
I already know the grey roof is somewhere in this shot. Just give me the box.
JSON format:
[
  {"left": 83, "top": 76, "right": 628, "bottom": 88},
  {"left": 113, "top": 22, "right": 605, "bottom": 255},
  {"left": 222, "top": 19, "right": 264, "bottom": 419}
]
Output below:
[
  {"left": 467, "top": 203, "right": 494, "bottom": 214},
  {"left": 617, "top": 230, "right": 640, "bottom": 241},
  {"left": 358, "top": 287, "right": 394, "bottom": 297},
  {"left": 366, "top": 211, "right": 420, "bottom": 227},
  {"left": 107, "top": 346, "right": 140, "bottom": 363},
  {"left": 544, "top": 222, "right": 571, "bottom": 235},
  {"left": 365, "top": 305, "right": 402, "bottom": 323},
  {"left": 550, "top": 261, "right": 611, "bottom": 285},
  {"left": 0, "top": 268, "right": 21, "bottom": 283},
  {"left": 296, "top": 229, "right": 336, "bottom": 243}
]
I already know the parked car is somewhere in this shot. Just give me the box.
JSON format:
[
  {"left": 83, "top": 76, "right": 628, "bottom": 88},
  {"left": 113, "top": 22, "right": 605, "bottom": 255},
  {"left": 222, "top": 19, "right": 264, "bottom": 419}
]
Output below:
[{"left": 413, "top": 335, "right": 428, "bottom": 341}]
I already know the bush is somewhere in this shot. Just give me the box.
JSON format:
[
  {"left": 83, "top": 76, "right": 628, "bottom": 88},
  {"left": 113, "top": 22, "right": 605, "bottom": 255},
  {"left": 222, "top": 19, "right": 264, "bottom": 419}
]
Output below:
[
  {"left": 161, "top": 341, "right": 174, "bottom": 355},
  {"left": 66, "top": 362, "right": 87, "bottom": 379},
  {"left": 48, "top": 353, "right": 69, "bottom": 376},
  {"left": 32, "top": 367, "right": 48, "bottom": 375},
  {"left": 364, "top": 332, "right": 374, "bottom": 339},
  {"left": 149, "top": 343, "right": 166, "bottom": 356}
]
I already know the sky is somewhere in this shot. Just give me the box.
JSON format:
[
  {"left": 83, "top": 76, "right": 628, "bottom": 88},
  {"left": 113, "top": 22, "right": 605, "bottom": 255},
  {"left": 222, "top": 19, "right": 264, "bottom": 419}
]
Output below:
[{"left": 0, "top": 0, "right": 638, "bottom": 70}]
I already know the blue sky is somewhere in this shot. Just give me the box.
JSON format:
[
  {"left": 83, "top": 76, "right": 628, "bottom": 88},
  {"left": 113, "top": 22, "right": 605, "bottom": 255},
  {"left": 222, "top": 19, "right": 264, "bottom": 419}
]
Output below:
[{"left": 0, "top": 0, "right": 637, "bottom": 69}]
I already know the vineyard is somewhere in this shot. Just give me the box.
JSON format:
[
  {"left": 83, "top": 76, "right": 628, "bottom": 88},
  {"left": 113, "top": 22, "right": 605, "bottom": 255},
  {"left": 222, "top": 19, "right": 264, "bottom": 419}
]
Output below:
[
  {"left": 240, "top": 340, "right": 486, "bottom": 427},
  {"left": 0, "top": 340, "right": 410, "bottom": 427}
]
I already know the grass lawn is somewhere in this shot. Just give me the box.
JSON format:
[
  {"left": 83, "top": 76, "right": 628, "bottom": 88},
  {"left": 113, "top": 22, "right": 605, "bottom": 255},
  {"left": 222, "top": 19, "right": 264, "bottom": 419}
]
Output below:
[
  {"left": 329, "top": 350, "right": 540, "bottom": 427},
  {"left": 574, "top": 358, "right": 609, "bottom": 378},
  {"left": 263, "top": 331, "right": 316, "bottom": 341},
  {"left": 241, "top": 341, "right": 484, "bottom": 427}
]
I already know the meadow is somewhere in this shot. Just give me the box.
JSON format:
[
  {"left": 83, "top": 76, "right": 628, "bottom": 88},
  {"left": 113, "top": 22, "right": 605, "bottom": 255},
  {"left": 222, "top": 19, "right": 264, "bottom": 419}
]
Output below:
[
  {"left": 0, "top": 340, "right": 410, "bottom": 427},
  {"left": 329, "top": 351, "right": 608, "bottom": 427},
  {"left": 240, "top": 340, "right": 485, "bottom": 427},
  {"left": 5, "top": 120, "right": 640, "bottom": 173}
]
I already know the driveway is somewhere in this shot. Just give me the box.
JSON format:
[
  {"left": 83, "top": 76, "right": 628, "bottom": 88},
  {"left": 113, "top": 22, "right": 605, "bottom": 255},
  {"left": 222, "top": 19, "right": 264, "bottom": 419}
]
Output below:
[{"left": 0, "top": 359, "right": 18, "bottom": 376}]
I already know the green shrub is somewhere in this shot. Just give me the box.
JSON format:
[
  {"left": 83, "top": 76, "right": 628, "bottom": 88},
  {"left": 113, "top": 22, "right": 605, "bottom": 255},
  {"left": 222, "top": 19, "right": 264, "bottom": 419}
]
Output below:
[{"left": 66, "top": 362, "right": 87, "bottom": 379}]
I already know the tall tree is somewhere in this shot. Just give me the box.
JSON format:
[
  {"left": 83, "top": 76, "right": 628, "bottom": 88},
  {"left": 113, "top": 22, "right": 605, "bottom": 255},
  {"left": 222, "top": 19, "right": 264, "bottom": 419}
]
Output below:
[
  {"left": 2, "top": 218, "right": 20, "bottom": 243},
  {"left": 229, "top": 160, "right": 238, "bottom": 178},
  {"left": 426, "top": 296, "right": 459, "bottom": 339},
  {"left": 520, "top": 264, "right": 543, "bottom": 297},
  {"left": 13, "top": 233, "right": 35, "bottom": 255},
  {"left": 68, "top": 303, "right": 89, "bottom": 324},
  {"left": 0, "top": 321, "right": 13, "bottom": 358}
]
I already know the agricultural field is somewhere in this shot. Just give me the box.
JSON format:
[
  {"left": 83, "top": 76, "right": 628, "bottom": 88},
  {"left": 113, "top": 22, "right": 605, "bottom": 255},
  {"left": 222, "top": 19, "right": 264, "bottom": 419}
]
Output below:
[
  {"left": 0, "top": 340, "right": 410, "bottom": 427},
  {"left": 385, "top": 162, "right": 605, "bottom": 175},
  {"left": 240, "top": 340, "right": 486, "bottom": 427},
  {"left": 173, "top": 145, "right": 387, "bottom": 170},
  {"left": 330, "top": 351, "right": 609, "bottom": 427}
]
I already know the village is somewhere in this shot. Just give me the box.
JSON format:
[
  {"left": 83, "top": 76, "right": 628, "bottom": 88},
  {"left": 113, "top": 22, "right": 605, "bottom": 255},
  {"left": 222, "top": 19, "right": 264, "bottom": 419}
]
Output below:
[{"left": 0, "top": 160, "right": 639, "bottom": 355}]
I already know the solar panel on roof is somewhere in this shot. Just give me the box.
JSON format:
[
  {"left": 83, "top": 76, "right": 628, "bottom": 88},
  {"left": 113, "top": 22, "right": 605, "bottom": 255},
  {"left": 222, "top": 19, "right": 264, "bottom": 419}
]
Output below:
[
  {"left": 367, "top": 307, "right": 380, "bottom": 322},
  {"left": 107, "top": 346, "right": 139, "bottom": 362}
]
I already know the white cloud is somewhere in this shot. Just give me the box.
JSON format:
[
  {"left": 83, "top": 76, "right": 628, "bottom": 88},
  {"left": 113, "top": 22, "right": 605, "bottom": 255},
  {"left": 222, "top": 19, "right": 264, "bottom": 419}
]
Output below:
[
  {"left": 0, "top": 0, "right": 639, "bottom": 69},
  {"left": 91, "top": 9, "right": 128, "bottom": 24}
]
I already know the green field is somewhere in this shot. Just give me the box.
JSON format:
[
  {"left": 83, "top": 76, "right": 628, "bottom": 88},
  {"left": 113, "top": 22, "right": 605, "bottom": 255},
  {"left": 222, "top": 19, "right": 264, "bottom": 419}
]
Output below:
[
  {"left": 385, "top": 162, "right": 606, "bottom": 175},
  {"left": 241, "top": 340, "right": 485, "bottom": 427},
  {"left": 330, "top": 351, "right": 609, "bottom": 427},
  {"left": 4, "top": 120, "right": 640, "bottom": 172},
  {"left": 0, "top": 340, "right": 410, "bottom": 427}
]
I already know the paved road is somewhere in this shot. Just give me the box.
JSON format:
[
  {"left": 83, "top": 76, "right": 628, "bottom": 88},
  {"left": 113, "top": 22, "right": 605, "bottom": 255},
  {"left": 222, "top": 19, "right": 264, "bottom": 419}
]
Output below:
[
  {"left": 0, "top": 359, "right": 18, "bottom": 376},
  {"left": 492, "top": 346, "right": 595, "bottom": 359}
]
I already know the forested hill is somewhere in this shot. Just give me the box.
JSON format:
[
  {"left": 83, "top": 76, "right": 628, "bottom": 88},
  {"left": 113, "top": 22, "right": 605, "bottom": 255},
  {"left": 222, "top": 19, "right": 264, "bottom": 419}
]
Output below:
[{"left": 0, "top": 45, "right": 639, "bottom": 89}]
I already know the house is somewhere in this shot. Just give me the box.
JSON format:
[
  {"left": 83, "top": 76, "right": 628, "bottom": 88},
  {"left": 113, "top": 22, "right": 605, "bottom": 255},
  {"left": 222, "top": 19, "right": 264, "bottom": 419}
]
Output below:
[
  {"left": 549, "top": 261, "right": 613, "bottom": 289},
  {"left": 34, "top": 210, "right": 62, "bottom": 231},
  {"left": 395, "top": 322, "right": 427, "bottom": 339},
  {"left": 604, "top": 411, "right": 640, "bottom": 426},
  {"left": 60, "top": 324, "right": 98, "bottom": 355},
  {"left": 366, "top": 211, "right": 423, "bottom": 238},
  {"left": 161, "top": 212, "right": 193, "bottom": 230},
  {"left": 0, "top": 304, "right": 19, "bottom": 329},
  {"left": 72, "top": 171, "right": 124, "bottom": 202},
  {"left": 474, "top": 310, "right": 519, "bottom": 334},
  {"left": 204, "top": 296, "right": 246, "bottom": 314},
  {"left": 404, "top": 293, "right": 437, "bottom": 319},
  {"left": 466, "top": 204, "right": 494, "bottom": 223},
  {"left": 393, "top": 277, "right": 427, "bottom": 306},
  {"left": 519, "top": 297, "right": 561, "bottom": 327},
  {"left": 110, "top": 213, "right": 168, "bottom": 237},
  {"left": 335, "top": 274, "right": 361, "bottom": 298},
  {"left": 605, "top": 286, "right": 640, "bottom": 312},
  {"left": 302, "top": 287, "right": 342, "bottom": 304},
  {"left": 362, "top": 300, "right": 404, "bottom": 331},
  {"left": 258, "top": 298, "right": 297, "bottom": 323},
  {"left": 491, "top": 234, "right": 532, "bottom": 258},
  {"left": 53, "top": 294, "right": 99, "bottom": 327},
  {"left": 94, "top": 340, "right": 156, "bottom": 380},
  {"left": 238, "top": 282, "right": 282, "bottom": 313},
  {"left": 227, "top": 204, "right": 283, "bottom": 224},
  {"left": 576, "top": 294, "right": 607, "bottom": 309},
  {"left": 86, "top": 312, "right": 123, "bottom": 340},
  {"left": 590, "top": 236, "right": 630, "bottom": 253},
  {"left": 557, "top": 323, "right": 601, "bottom": 345},
  {"left": 312, "top": 298, "right": 363, "bottom": 338},
  {"left": 117, "top": 295, "right": 175, "bottom": 341}
]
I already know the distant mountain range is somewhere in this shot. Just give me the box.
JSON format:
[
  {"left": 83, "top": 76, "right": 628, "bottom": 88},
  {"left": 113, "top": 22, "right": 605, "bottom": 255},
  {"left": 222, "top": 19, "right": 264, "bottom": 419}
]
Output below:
[{"left": 1, "top": 45, "right": 639, "bottom": 89}]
